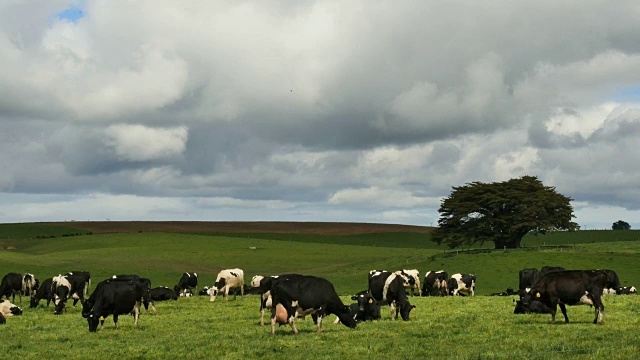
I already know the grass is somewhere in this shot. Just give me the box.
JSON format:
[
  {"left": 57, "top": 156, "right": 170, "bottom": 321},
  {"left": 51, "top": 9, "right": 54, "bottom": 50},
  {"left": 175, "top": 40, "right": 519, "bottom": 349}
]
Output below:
[{"left": 1, "top": 223, "right": 640, "bottom": 359}]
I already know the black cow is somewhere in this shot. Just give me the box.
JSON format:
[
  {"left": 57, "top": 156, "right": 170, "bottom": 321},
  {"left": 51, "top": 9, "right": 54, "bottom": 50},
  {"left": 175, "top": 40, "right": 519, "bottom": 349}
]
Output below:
[
  {"left": 448, "top": 273, "right": 476, "bottom": 296},
  {"left": 518, "top": 268, "right": 541, "bottom": 292},
  {"left": 66, "top": 271, "right": 91, "bottom": 294},
  {"left": 82, "top": 279, "right": 143, "bottom": 332},
  {"left": 30, "top": 278, "right": 54, "bottom": 308},
  {"left": 111, "top": 275, "right": 156, "bottom": 314},
  {"left": 270, "top": 275, "right": 356, "bottom": 335},
  {"left": 174, "top": 272, "right": 198, "bottom": 297},
  {"left": 346, "top": 290, "right": 381, "bottom": 322},
  {"left": 540, "top": 266, "right": 565, "bottom": 275},
  {"left": 598, "top": 269, "right": 621, "bottom": 294},
  {"left": 422, "top": 270, "right": 449, "bottom": 296},
  {"left": 0, "top": 272, "right": 23, "bottom": 303},
  {"left": 368, "top": 271, "right": 415, "bottom": 321},
  {"left": 149, "top": 287, "right": 179, "bottom": 301},
  {"left": 52, "top": 273, "right": 89, "bottom": 314},
  {"left": 520, "top": 270, "right": 608, "bottom": 324}
]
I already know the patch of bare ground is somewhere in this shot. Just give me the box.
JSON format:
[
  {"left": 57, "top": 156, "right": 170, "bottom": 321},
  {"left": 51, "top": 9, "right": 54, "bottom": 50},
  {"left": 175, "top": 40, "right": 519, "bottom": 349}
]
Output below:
[{"left": 40, "top": 221, "right": 433, "bottom": 236}]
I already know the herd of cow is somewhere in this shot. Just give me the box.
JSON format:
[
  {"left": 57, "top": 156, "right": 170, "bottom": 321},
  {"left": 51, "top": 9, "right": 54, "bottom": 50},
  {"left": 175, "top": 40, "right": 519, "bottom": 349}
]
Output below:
[{"left": 0, "top": 265, "right": 636, "bottom": 333}]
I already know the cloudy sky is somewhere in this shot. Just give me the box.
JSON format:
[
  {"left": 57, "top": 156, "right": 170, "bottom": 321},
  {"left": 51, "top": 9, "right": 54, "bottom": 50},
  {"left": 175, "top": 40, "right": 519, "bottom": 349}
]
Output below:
[{"left": 1, "top": 1, "right": 640, "bottom": 229}]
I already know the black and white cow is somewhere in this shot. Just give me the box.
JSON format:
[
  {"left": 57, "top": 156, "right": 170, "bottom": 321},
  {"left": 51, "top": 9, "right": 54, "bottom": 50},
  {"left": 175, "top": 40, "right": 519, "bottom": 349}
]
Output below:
[
  {"left": 368, "top": 270, "right": 415, "bottom": 321},
  {"left": 394, "top": 269, "right": 421, "bottom": 296},
  {"left": 270, "top": 275, "right": 356, "bottom": 335},
  {"left": 0, "top": 272, "right": 23, "bottom": 303},
  {"left": 617, "top": 286, "right": 637, "bottom": 295},
  {"left": 198, "top": 286, "right": 211, "bottom": 296},
  {"left": 82, "top": 279, "right": 143, "bottom": 332},
  {"left": 66, "top": 271, "right": 91, "bottom": 295},
  {"left": 111, "top": 275, "right": 156, "bottom": 314},
  {"left": 210, "top": 268, "right": 244, "bottom": 302},
  {"left": 22, "top": 273, "right": 37, "bottom": 296},
  {"left": 30, "top": 278, "right": 53, "bottom": 308},
  {"left": 149, "top": 287, "right": 179, "bottom": 301},
  {"left": 448, "top": 273, "right": 476, "bottom": 296},
  {"left": 174, "top": 272, "right": 198, "bottom": 297},
  {"left": 520, "top": 270, "right": 608, "bottom": 324},
  {"left": 0, "top": 300, "right": 23, "bottom": 318},
  {"left": 489, "top": 288, "right": 516, "bottom": 296},
  {"left": 344, "top": 290, "right": 381, "bottom": 323},
  {"left": 251, "top": 274, "right": 304, "bottom": 326},
  {"left": 52, "top": 273, "right": 90, "bottom": 314},
  {"left": 518, "top": 268, "right": 541, "bottom": 293},
  {"left": 598, "top": 269, "right": 621, "bottom": 295},
  {"left": 422, "top": 270, "right": 449, "bottom": 296}
]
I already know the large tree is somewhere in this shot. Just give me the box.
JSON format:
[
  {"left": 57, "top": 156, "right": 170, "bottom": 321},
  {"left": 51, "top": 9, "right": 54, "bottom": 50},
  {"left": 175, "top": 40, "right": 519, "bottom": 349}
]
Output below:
[
  {"left": 432, "top": 176, "right": 578, "bottom": 249},
  {"left": 612, "top": 220, "right": 631, "bottom": 230}
]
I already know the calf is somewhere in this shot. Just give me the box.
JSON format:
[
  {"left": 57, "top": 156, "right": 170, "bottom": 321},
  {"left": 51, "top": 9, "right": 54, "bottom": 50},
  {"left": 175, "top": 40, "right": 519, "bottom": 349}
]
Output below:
[
  {"left": 149, "top": 287, "right": 179, "bottom": 301},
  {"left": 0, "top": 300, "right": 23, "bottom": 317},
  {"left": 368, "top": 270, "right": 415, "bottom": 321},
  {"left": 448, "top": 273, "right": 476, "bottom": 296},
  {"left": 30, "top": 278, "right": 54, "bottom": 308},
  {"left": 518, "top": 268, "right": 541, "bottom": 292},
  {"left": 520, "top": 270, "right": 608, "bottom": 324},
  {"left": 270, "top": 275, "right": 356, "bottom": 335},
  {"left": 22, "top": 273, "right": 37, "bottom": 296},
  {"left": 422, "top": 270, "right": 449, "bottom": 296},
  {"left": 210, "top": 268, "right": 244, "bottom": 302},
  {"left": 0, "top": 272, "right": 23, "bottom": 303},
  {"left": 394, "top": 269, "right": 421, "bottom": 296},
  {"left": 82, "top": 279, "right": 143, "bottom": 332},
  {"left": 174, "top": 272, "right": 198, "bottom": 297}
]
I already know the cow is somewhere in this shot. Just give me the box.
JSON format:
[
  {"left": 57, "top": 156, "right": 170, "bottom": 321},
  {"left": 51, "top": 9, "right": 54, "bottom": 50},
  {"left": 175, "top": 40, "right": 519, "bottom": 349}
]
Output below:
[
  {"left": 490, "top": 288, "right": 517, "bottom": 296},
  {"left": 149, "top": 287, "right": 179, "bottom": 301},
  {"left": 198, "top": 286, "right": 211, "bottom": 296},
  {"left": 520, "top": 270, "right": 608, "bottom": 324},
  {"left": 210, "top": 268, "right": 244, "bottom": 302},
  {"left": 82, "top": 279, "right": 143, "bottom": 332},
  {"left": 111, "top": 275, "right": 156, "bottom": 314},
  {"left": 0, "top": 312, "right": 5, "bottom": 324},
  {"left": 52, "top": 273, "right": 89, "bottom": 314},
  {"left": 394, "top": 269, "right": 421, "bottom": 296},
  {"left": 448, "top": 273, "right": 476, "bottom": 296},
  {"left": 251, "top": 274, "right": 304, "bottom": 326},
  {"left": 66, "top": 271, "right": 91, "bottom": 295},
  {"left": 335, "top": 290, "right": 381, "bottom": 323},
  {"left": 518, "top": 268, "right": 541, "bottom": 292},
  {"left": 422, "top": 270, "right": 449, "bottom": 296},
  {"left": 0, "top": 272, "right": 23, "bottom": 303},
  {"left": 617, "top": 286, "right": 637, "bottom": 295},
  {"left": 30, "top": 278, "right": 54, "bottom": 308},
  {"left": 598, "top": 269, "right": 621, "bottom": 294},
  {"left": 269, "top": 275, "right": 356, "bottom": 335},
  {"left": 368, "top": 270, "right": 415, "bottom": 321},
  {"left": 174, "top": 272, "right": 198, "bottom": 297},
  {"left": 0, "top": 300, "right": 23, "bottom": 317},
  {"left": 22, "top": 273, "right": 37, "bottom": 296},
  {"left": 540, "top": 266, "right": 565, "bottom": 275}
]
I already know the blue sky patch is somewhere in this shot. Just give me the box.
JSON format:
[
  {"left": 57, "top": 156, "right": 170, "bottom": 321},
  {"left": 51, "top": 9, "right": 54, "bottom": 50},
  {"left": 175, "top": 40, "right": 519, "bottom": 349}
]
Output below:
[
  {"left": 57, "top": 4, "right": 85, "bottom": 23},
  {"left": 612, "top": 86, "right": 640, "bottom": 102}
]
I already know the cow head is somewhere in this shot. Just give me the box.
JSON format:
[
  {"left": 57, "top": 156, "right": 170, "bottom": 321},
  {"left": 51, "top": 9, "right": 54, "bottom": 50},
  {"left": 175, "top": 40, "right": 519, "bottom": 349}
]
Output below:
[
  {"left": 517, "top": 290, "right": 553, "bottom": 314},
  {"left": 209, "top": 279, "right": 226, "bottom": 302},
  {"left": 29, "top": 296, "right": 39, "bottom": 309},
  {"left": 334, "top": 305, "right": 357, "bottom": 329},
  {"left": 399, "top": 302, "right": 415, "bottom": 321},
  {"left": 9, "top": 304, "right": 23, "bottom": 316},
  {"left": 84, "top": 312, "right": 103, "bottom": 332}
]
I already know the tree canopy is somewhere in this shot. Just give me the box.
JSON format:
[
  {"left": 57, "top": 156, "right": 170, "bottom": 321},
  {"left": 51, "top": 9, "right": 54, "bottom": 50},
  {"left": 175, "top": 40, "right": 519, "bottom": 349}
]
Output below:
[
  {"left": 432, "top": 176, "right": 578, "bottom": 249},
  {"left": 612, "top": 220, "right": 631, "bottom": 230}
]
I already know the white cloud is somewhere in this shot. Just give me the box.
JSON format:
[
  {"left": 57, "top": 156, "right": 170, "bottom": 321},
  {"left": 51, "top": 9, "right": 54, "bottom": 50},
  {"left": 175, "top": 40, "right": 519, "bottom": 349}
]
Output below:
[{"left": 103, "top": 124, "right": 188, "bottom": 162}]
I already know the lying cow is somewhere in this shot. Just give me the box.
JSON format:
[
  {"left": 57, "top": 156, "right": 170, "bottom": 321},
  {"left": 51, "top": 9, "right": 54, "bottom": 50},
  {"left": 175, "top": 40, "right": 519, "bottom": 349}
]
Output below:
[
  {"left": 448, "top": 273, "right": 476, "bottom": 296},
  {"left": 519, "top": 268, "right": 541, "bottom": 293},
  {"left": 0, "top": 272, "right": 23, "bottom": 303},
  {"left": 0, "top": 300, "right": 23, "bottom": 317},
  {"left": 82, "top": 278, "right": 144, "bottom": 332},
  {"left": 394, "top": 270, "right": 421, "bottom": 297},
  {"left": 422, "top": 270, "right": 448, "bottom": 296},
  {"left": 335, "top": 290, "right": 381, "bottom": 324},
  {"left": 618, "top": 286, "right": 637, "bottom": 295},
  {"left": 149, "top": 287, "right": 179, "bottom": 301},
  {"left": 368, "top": 270, "right": 415, "bottom": 321},
  {"left": 210, "top": 268, "right": 245, "bottom": 302},
  {"left": 174, "top": 272, "right": 198, "bottom": 297},
  {"left": 270, "top": 275, "right": 356, "bottom": 335},
  {"left": 520, "top": 270, "right": 608, "bottom": 324},
  {"left": 30, "top": 278, "right": 53, "bottom": 308}
]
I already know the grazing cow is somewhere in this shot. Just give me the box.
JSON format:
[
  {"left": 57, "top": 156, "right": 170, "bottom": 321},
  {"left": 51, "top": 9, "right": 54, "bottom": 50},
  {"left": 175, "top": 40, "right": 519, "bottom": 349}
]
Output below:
[
  {"left": 448, "top": 273, "right": 476, "bottom": 296},
  {"left": 82, "top": 279, "right": 143, "bottom": 332},
  {"left": 270, "top": 275, "right": 356, "bottom": 335},
  {"left": 598, "top": 269, "right": 621, "bottom": 294},
  {"left": 30, "top": 278, "right": 54, "bottom": 308},
  {"left": 0, "top": 300, "right": 23, "bottom": 317},
  {"left": 540, "top": 266, "right": 565, "bottom": 275},
  {"left": 422, "top": 270, "right": 449, "bottom": 296},
  {"left": 210, "top": 268, "right": 245, "bottom": 302},
  {"left": 111, "top": 275, "right": 156, "bottom": 314},
  {"left": 52, "top": 273, "right": 89, "bottom": 314},
  {"left": 174, "top": 272, "right": 198, "bottom": 297},
  {"left": 394, "top": 269, "right": 421, "bottom": 296},
  {"left": 520, "top": 270, "right": 608, "bottom": 324},
  {"left": 22, "top": 273, "right": 37, "bottom": 296},
  {"left": 368, "top": 270, "right": 415, "bottom": 321},
  {"left": 251, "top": 274, "right": 304, "bottom": 326},
  {"left": 149, "top": 287, "right": 179, "bottom": 301},
  {"left": 617, "top": 286, "right": 637, "bottom": 295},
  {"left": 519, "top": 268, "right": 541, "bottom": 292},
  {"left": 66, "top": 271, "right": 91, "bottom": 295},
  {"left": 0, "top": 272, "right": 23, "bottom": 303}
]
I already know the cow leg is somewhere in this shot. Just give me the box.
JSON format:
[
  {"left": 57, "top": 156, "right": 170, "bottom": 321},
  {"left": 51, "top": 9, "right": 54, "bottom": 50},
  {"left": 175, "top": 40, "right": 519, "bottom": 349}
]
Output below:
[
  {"left": 593, "top": 297, "right": 605, "bottom": 325},
  {"left": 241, "top": 285, "right": 244, "bottom": 301},
  {"left": 133, "top": 301, "right": 140, "bottom": 326},
  {"left": 113, "top": 314, "right": 119, "bottom": 329},
  {"left": 559, "top": 304, "right": 569, "bottom": 324},
  {"left": 225, "top": 288, "right": 229, "bottom": 302},
  {"left": 289, "top": 316, "right": 299, "bottom": 335},
  {"left": 316, "top": 315, "right": 323, "bottom": 333},
  {"left": 389, "top": 303, "right": 396, "bottom": 320}
]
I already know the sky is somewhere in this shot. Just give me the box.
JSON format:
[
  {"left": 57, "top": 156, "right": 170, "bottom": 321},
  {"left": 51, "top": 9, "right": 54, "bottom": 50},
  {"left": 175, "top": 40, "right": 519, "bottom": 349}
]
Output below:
[{"left": 1, "top": 1, "right": 640, "bottom": 230}]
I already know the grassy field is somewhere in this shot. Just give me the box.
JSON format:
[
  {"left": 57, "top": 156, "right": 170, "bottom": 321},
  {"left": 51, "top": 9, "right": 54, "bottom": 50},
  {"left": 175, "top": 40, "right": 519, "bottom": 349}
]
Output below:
[{"left": 1, "top": 223, "right": 639, "bottom": 359}]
